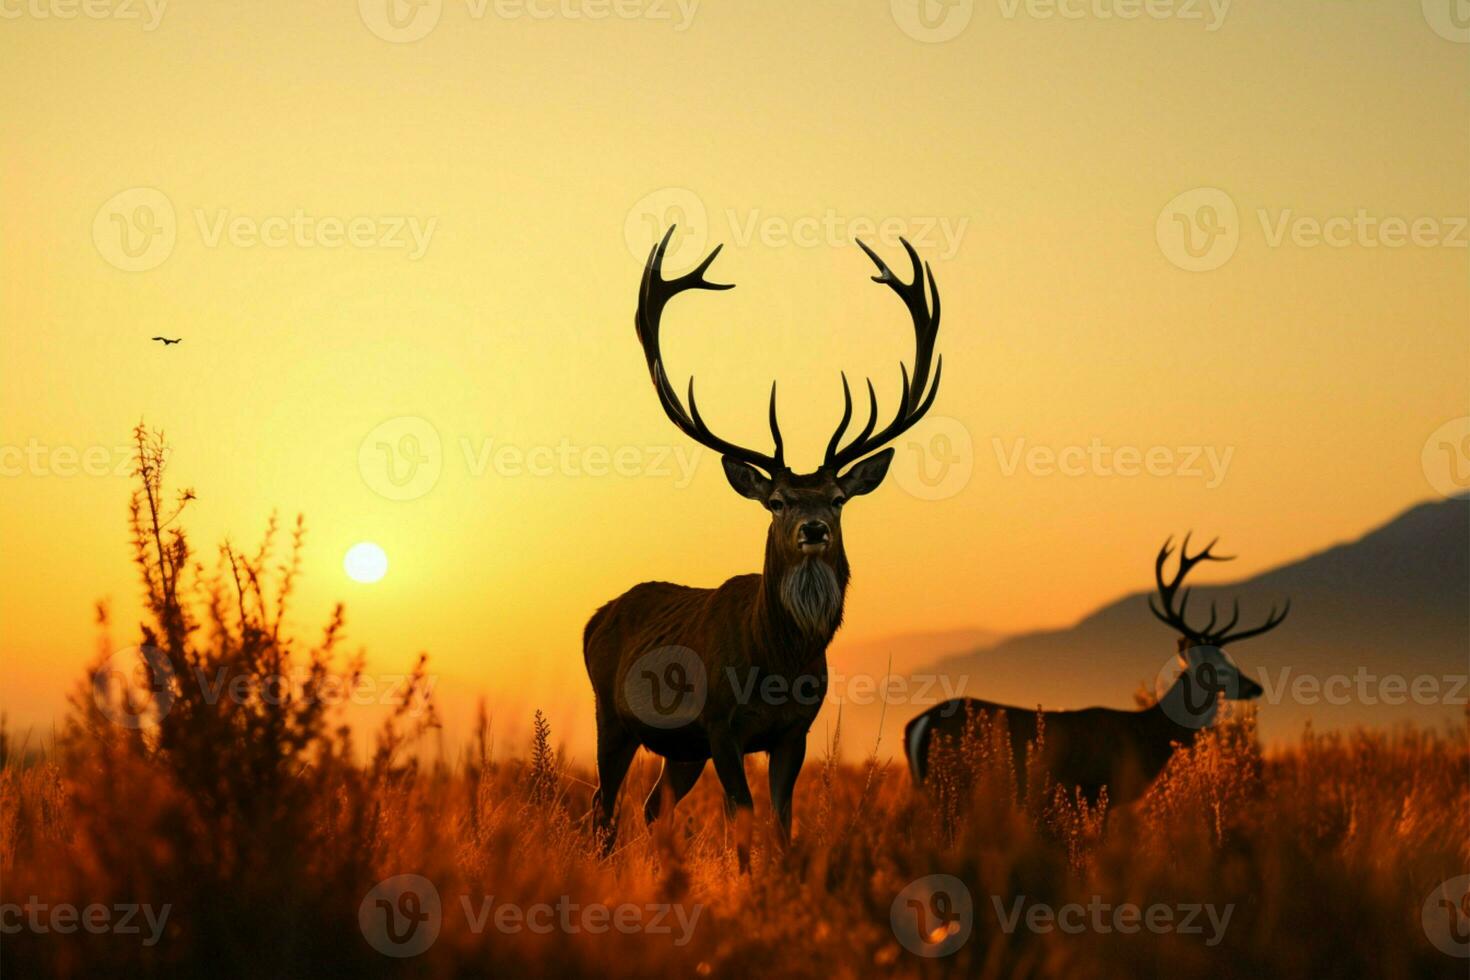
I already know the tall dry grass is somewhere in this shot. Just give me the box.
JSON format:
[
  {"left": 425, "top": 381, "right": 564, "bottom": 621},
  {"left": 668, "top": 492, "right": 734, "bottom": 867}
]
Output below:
[{"left": 1, "top": 428, "right": 1466, "bottom": 978}]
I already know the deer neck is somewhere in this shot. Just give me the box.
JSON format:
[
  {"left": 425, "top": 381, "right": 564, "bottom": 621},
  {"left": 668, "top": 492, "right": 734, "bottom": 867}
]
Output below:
[
  {"left": 1145, "top": 672, "right": 1221, "bottom": 743},
  {"left": 753, "top": 534, "right": 850, "bottom": 669}
]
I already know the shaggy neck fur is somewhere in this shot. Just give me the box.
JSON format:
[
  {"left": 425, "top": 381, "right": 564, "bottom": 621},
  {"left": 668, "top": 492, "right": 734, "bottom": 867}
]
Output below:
[
  {"left": 779, "top": 559, "right": 843, "bottom": 639},
  {"left": 756, "top": 534, "right": 850, "bottom": 663}
]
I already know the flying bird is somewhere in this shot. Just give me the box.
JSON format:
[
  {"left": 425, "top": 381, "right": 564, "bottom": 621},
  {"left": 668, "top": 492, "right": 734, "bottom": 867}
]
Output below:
[{"left": 151, "top": 336, "right": 181, "bottom": 345}]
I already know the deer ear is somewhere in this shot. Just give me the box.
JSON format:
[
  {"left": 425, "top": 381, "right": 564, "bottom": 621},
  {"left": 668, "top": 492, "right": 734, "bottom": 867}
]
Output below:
[
  {"left": 838, "top": 449, "right": 895, "bottom": 498},
  {"left": 722, "top": 457, "right": 772, "bottom": 502}
]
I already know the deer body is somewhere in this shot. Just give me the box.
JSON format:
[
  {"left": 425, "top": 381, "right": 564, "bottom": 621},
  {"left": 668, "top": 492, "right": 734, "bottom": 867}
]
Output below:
[
  {"left": 585, "top": 228, "right": 945, "bottom": 862},
  {"left": 905, "top": 536, "right": 1286, "bottom": 807},
  {"left": 906, "top": 672, "right": 1244, "bottom": 805}
]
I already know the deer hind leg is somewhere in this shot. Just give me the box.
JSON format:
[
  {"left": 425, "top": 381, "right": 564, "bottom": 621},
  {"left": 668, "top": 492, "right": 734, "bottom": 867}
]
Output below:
[
  {"left": 643, "top": 757, "right": 707, "bottom": 826},
  {"left": 591, "top": 726, "right": 638, "bottom": 855},
  {"left": 709, "top": 731, "right": 755, "bottom": 871}
]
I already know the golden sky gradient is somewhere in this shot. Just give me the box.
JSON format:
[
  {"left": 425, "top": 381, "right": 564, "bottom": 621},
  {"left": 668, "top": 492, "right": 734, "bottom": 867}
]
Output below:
[{"left": 2, "top": 1, "right": 1466, "bottom": 754}]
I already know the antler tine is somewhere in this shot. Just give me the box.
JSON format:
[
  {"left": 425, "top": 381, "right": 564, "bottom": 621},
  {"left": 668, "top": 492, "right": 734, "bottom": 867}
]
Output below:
[
  {"left": 824, "top": 237, "right": 943, "bottom": 471},
  {"left": 1209, "top": 598, "right": 1242, "bottom": 641},
  {"left": 1153, "top": 532, "right": 1291, "bottom": 647},
  {"left": 636, "top": 226, "right": 784, "bottom": 474},
  {"left": 1215, "top": 598, "right": 1292, "bottom": 646},
  {"left": 1152, "top": 533, "right": 1234, "bottom": 641},
  {"left": 824, "top": 373, "right": 855, "bottom": 464},
  {"left": 767, "top": 381, "right": 785, "bottom": 469}
]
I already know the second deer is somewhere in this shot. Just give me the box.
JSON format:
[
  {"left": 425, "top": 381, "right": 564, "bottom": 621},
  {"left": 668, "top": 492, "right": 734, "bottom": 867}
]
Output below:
[{"left": 904, "top": 535, "right": 1290, "bottom": 805}]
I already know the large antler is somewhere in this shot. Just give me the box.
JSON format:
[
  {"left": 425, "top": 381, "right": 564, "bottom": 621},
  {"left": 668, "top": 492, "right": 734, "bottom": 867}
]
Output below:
[
  {"left": 635, "top": 226, "right": 786, "bottom": 475},
  {"left": 822, "top": 238, "right": 944, "bottom": 472},
  {"left": 1148, "top": 534, "right": 1291, "bottom": 645}
]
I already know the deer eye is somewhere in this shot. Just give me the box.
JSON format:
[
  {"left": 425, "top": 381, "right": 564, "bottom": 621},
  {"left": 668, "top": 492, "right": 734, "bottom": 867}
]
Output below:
[
  {"left": 768, "top": 498, "right": 785, "bottom": 513},
  {"left": 831, "top": 495, "right": 847, "bottom": 508}
]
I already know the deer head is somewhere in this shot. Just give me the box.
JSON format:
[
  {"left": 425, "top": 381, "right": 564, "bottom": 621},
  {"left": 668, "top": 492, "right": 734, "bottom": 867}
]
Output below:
[
  {"left": 1148, "top": 534, "right": 1291, "bottom": 703},
  {"left": 633, "top": 227, "right": 943, "bottom": 634}
]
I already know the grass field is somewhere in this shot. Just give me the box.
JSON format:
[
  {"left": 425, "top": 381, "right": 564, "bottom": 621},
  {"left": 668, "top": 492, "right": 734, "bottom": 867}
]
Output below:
[{"left": 2, "top": 429, "right": 1466, "bottom": 978}]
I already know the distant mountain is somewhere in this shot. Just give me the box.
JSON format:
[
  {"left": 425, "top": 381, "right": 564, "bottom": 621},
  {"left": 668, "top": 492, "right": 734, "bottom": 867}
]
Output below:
[
  {"left": 823, "top": 497, "right": 1468, "bottom": 756},
  {"left": 927, "top": 496, "right": 1469, "bottom": 745}
]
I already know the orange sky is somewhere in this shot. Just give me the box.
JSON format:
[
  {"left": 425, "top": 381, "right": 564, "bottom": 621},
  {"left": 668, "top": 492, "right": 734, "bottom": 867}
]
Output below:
[{"left": 2, "top": 1, "right": 1466, "bottom": 755}]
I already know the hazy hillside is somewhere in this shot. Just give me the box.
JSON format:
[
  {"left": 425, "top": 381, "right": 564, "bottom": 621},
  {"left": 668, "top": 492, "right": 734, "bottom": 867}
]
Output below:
[{"left": 911, "top": 496, "right": 1469, "bottom": 745}]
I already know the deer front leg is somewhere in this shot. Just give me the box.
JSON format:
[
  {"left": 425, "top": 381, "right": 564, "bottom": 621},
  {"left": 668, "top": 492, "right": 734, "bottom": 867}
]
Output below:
[
  {"left": 767, "top": 729, "right": 806, "bottom": 847},
  {"left": 709, "top": 729, "right": 754, "bottom": 872}
]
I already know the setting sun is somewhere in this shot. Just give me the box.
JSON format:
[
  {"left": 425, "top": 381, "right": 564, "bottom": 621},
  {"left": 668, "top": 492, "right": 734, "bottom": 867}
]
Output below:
[{"left": 343, "top": 542, "right": 388, "bottom": 584}]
